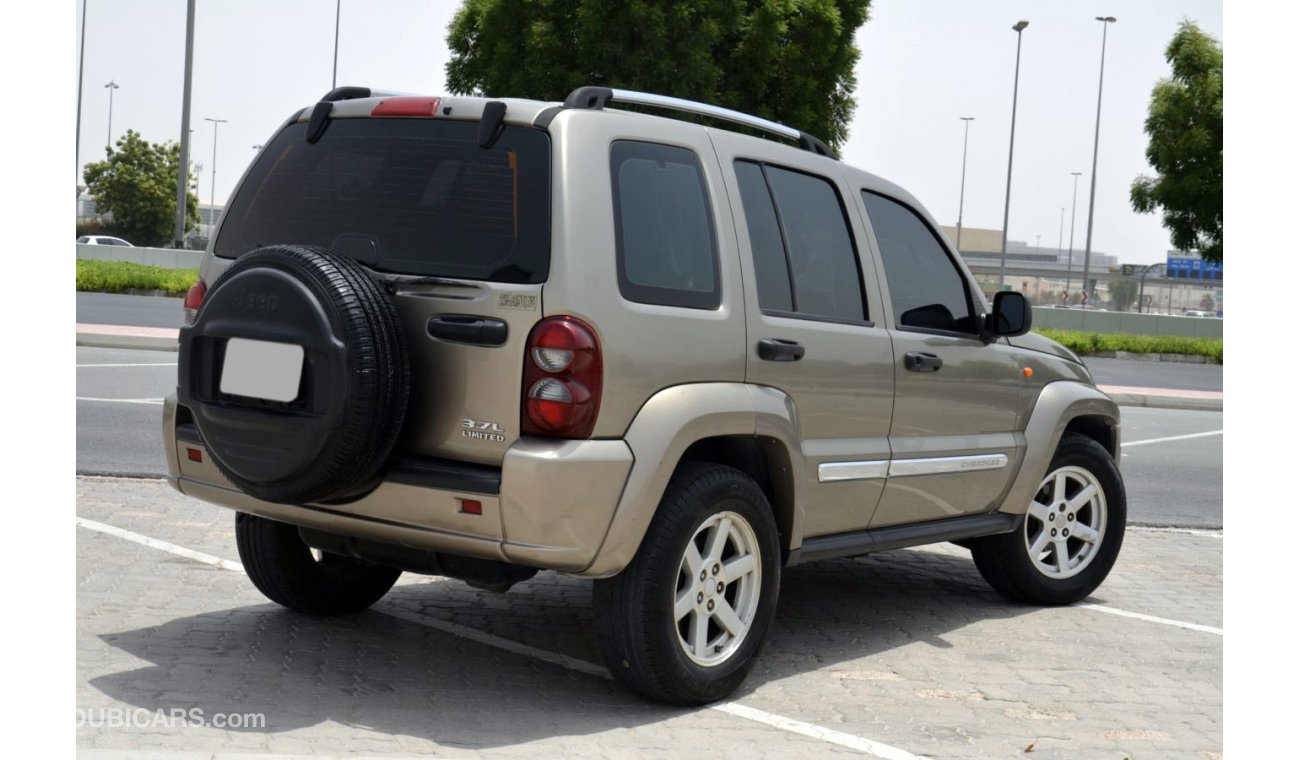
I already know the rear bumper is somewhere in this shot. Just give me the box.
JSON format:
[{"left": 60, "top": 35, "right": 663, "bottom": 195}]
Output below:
[{"left": 164, "top": 395, "right": 633, "bottom": 573}]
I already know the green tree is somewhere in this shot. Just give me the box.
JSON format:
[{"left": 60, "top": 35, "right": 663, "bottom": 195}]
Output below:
[
  {"left": 82, "top": 130, "right": 199, "bottom": 247},
  {"left": 446, "top": 0, "right": 871, "bottom": 149},
  {"left": 1108, "top": 279, "right": 1139, "bottom": 312},
  {"left": 1130, "top": 21, "right": 1222, "bottom": 262}
]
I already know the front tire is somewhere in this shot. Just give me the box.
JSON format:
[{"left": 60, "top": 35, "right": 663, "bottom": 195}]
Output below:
[
  {"left": 971, "top": 433, "right": 1126, "bottom": 605},
  {"left": 235, "top": 513, "right": 401, "bottom": 614},
  {"left": 592, "top": 463, "right": 781, "bottom": 705}
]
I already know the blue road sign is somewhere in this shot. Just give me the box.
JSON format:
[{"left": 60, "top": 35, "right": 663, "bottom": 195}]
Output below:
[{"left": 1166, "top": 256, "right": 1222, "bottom": 281}]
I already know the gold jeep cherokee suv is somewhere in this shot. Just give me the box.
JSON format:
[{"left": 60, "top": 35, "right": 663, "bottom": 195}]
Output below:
[{"left": 166, "top": 85, "right": 1125, "bottom": 705}]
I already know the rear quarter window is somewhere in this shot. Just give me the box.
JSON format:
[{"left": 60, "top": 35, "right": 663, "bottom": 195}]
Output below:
[{"left": 610, "top": 141, "right": 720, "bottom": 310}]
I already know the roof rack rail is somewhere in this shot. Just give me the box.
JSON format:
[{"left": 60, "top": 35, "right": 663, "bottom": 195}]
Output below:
[
  {"left": 554, "top": 86, "right": 837, "bottom": 159},
  {"left": 320, "top": 86, "right": 418, "bottom": 103}
]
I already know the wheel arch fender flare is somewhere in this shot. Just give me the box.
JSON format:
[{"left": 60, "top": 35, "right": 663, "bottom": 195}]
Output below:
[
  {"left": 999, "top": 381, "right": 1121, "bottom": 516},
  {"left": 581, "top": 383, "right": 805, "bottom": 578}
]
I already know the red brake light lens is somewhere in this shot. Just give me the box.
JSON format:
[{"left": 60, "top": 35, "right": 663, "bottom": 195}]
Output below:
[
  {"left": 370, "top": 97, "right": 442, "bottom": 117},
  {"left": 522, "top": 317, "right": 602, "bottom": 439},
  {"left": 183, "top": 281, "right": 206, "bottom": 325}
]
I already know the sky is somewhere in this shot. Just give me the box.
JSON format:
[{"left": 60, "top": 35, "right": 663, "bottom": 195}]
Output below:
[{"left": 74, "top": 0, "right": 1222, "bottom": 265}]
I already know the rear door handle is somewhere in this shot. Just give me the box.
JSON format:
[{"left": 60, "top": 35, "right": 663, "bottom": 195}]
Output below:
[
  {"left": 904, "top": 351, "right": 943, "bottom": 372},
  {"left": 427, "top": 315, "right": 508, "bottom": 346},
  {"left": 757, "top": 338, "right": 805, "bottom": 362}
]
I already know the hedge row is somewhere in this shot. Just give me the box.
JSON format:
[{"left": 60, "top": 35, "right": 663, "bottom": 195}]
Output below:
[
  {"left": 1036, "top": 328, "right": 1223, "bottom": 364},
  {"left": 76, "top": 260, "right": 199, "bottom": 296}
]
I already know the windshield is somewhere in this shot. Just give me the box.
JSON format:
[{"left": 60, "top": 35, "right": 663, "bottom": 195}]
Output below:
[{"left": 214, "top": 118, "right": 551, "bottom": 283}]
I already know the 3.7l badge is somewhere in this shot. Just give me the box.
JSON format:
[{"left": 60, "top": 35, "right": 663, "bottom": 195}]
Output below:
[{"left": 461, "top": 418, "right": 506, "bottom": 442}]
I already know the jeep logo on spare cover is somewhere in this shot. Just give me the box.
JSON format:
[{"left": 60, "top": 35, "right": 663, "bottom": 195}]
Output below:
[{"left": 167, "top": 84, "right": 1124, "bottom": 707}]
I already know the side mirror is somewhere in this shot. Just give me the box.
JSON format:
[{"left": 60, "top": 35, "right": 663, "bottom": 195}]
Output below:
[{"left": 985, "top": 291, "right": 1032, "bottom": 340}]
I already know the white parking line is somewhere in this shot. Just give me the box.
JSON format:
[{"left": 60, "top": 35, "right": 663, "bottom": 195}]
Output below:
[
  {"left": 76, "top": 397, "right": 165, "bottom": 405},
  {"left": 1122, "top": 430, "right": 1223, "bottom": 448},
  {"left": 1076, "top": 603, "right": 1223, "bottom": 636},
  {"left": 77, "top": 363, "right": 178, "bottom": 368},
  {"left": 1130, "top": 525, "right": 1223, "bottom": 539},
  {"left": 75, "top": 517, "right": 929, "bottom": 759},
  {"left": 76, "top": 517, "right": 244, "bottom": 572}
]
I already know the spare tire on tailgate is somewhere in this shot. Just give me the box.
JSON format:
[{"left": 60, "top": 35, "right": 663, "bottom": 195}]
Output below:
[{"left": 177, "top": 245, "right": 410, "bottom": 504}]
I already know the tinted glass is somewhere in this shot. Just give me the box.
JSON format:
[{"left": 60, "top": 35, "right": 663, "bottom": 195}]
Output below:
[
  {"left": 77, "top": 237, "right": 89, "bottom": 243},
  {"left": 214, "top": 119, "right": 550, "bottom": 283},
  {"left": 611, "top": 141, "right": 719, "bottom": 309},
  {"left": 765, "top": 166, "right": 865, "bottom": 322},
  {"left": 733, "top": 161, "right": 793, "bottom": 312},
  {"left": 861, "top": 191, "right": 975, "bottom": 333}
]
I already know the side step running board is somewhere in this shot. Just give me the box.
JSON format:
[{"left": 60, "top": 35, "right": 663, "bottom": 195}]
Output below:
[{"left": 791, "top": 512, "right": 1021, "bottom": 565}]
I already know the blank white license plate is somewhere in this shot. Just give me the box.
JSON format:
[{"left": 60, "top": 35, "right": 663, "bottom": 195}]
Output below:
[{"left": 220, "top": 338, "right": 304, "bottom": 402}]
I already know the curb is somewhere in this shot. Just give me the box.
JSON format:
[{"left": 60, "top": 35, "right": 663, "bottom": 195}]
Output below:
[
  {"left": 1087, "top": 350, "right": 1218, "bottom": 365},
  {"left": 1102, "top": 391, "right": 1222, "bottom": 412},
  {"left": 77, "top": 324, "right": 179, "bottom": 352}
]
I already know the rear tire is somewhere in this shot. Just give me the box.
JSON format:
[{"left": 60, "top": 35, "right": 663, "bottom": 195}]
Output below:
[
  {"left": 592, "top": 463, "right": 780, "bottom": 705},
  {"left": 235, "top": 513, "right": 400, "bottom": 614},
  {"left": 971, "top": 433, "right": 1126, "bottom": 605}
]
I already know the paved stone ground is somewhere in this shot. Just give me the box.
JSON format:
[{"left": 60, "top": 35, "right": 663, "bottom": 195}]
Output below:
[{"left": 77, "top": 476, "right": 1222, "bottom": 759}]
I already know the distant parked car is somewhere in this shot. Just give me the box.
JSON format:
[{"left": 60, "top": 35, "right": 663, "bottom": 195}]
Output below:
[
  {"left": 1182, "top": 309, "right": 1214, "bottom": 318},
  {"left": 77, "top": 235, "right": 134, "bottom": 247}
]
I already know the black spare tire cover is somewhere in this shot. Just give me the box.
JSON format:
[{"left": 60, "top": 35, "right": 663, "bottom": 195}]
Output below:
[{"left": 177, "top": 245, "right": 410, "bottom": 504}]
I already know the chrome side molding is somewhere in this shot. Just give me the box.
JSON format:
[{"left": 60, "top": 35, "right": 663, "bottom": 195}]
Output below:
[
  {"left": 817, "top": 460, "right": 889, "bottom": 483},
  {"left": 818, "top": 454, "right": 1009, "bottom": 483}
]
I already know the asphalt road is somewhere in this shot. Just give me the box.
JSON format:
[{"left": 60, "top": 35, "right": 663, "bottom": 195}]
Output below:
[
  {"left": 77, "top": 291, "right": 183, "bottom": 328},
  {"left": 1082, "top": 355, "right": 1222, "bottom": 392},
  {"left": 77, "top": 346, "right": 176, "bottom": 476},
  {"left": 77, "top": 346, "right": 1223, "bottom": 527}
]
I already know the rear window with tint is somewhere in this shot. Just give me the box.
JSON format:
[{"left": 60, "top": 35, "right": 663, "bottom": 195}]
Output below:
[
  {"left": 214, "top": 118, "right": 550, "bottom": 283},
  {"left": 610, "top": 141, "right": 720, "bottom": 310}
]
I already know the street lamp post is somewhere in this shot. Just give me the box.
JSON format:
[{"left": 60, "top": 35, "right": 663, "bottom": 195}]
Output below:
[
  {"left": 174, "top": 0, "right": 196, "bottom": 247},
  {"left": 997, "top": 20, "right": 1029, "bottom": 292},
  {"left": 1080, "top": 16, "right": 1117, "bottom": 308},
  {"left": 104, "top": 80, "right": 119, "bottom": 148},
  {"left": 956, "top": 116, "right": 974, "bottom": 252},
  {"left": 1065, "top": 171, "right": 1082, "bottom": 301},
  {"left": 204, "top": 117, "right": 229, "bottom": 232},
  {"left": 333, "top": 0, "right": 342, "bottom": 89},
  {"left": 77, "top": 0, "right": 88, "bottom": 186}
]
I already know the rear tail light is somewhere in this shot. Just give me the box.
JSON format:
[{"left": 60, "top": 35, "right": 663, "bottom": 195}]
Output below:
[
  {"left": 522, "top": 317, "right": 602, "bottom": 439},
  {"left": 183, "top": 281, "right": 207, "bottom": 325}
]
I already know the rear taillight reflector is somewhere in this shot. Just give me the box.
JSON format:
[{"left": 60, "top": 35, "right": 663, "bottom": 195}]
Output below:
[
  {"left": 460, "top": 499, "right": 482, "bottom": 515},
  {"left": 522, "top": 317, "right": 602, "bottom": 439},
  {"left": 186, "top": 448, "right": 203, "bottom": 463},
  {"left": 371, "top": 97, "right": 442, "bottom": 117},
  {"left": 183, "top": 281, "right": 206, "bottom": 326}
]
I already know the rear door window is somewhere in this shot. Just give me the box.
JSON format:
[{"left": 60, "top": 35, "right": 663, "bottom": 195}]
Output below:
[
  {"left": 610, "top": 141, "right": 720, "bottom": 310},
  {"left": 734, "top": 160, "right": 867, "bottom": 323},
  {"left": 214, "top": 119, "right": 550, "bottom": 283}
]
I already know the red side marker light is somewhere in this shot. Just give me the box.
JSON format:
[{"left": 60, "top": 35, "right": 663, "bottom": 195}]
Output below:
[
  {"left": 460, "top": 499, "right": 482, "bottom": 516},
  {"left": 186, "top": 448, "right": 203, "bottom": 463}
]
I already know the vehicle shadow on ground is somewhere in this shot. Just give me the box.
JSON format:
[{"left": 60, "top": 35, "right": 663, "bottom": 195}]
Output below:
[{"left": 88, "top": 548, "right": 1037, "bottom": 749}]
